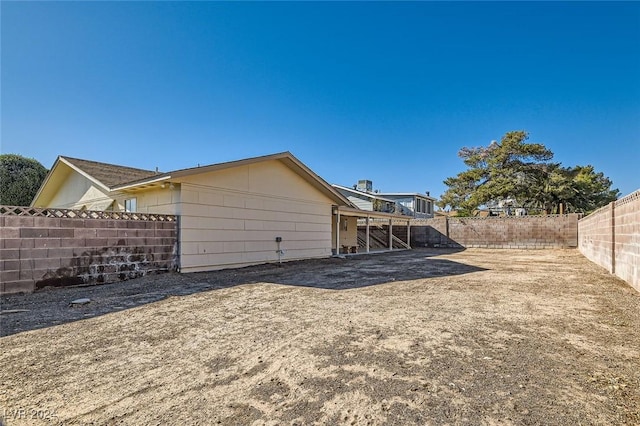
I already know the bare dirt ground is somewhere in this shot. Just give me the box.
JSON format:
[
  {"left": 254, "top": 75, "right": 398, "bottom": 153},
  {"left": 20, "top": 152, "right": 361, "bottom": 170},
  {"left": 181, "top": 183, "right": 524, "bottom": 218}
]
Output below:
[{"left": 1, "top": 248, "right": 639, "bottom": 425}]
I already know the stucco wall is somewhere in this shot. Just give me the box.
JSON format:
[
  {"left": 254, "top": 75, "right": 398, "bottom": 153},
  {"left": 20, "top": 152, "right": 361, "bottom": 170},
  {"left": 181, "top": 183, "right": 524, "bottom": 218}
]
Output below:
[
  {"left": 579, "top": 190, "right": 640, "bottom": 292},
  {"left": 0, "top": 210, "right": 178, "bottom": 294},
  {"left": 411, "top": 214, "right": 580, "bottom": 249},
  {"left": 177, "top": 160, "right": 336, "bottom": 272}
]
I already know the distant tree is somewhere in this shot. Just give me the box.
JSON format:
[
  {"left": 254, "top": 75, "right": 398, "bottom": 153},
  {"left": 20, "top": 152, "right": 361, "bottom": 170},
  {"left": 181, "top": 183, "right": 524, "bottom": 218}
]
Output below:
[
  {"left": 521, "top": 164, "right": 619, "bottom": 214},
  {"left": 438, "top": 131, "right": 619, "bottom": 214},
  {"left": 0, "top": 154, "right": 48, "bottom": 206}
]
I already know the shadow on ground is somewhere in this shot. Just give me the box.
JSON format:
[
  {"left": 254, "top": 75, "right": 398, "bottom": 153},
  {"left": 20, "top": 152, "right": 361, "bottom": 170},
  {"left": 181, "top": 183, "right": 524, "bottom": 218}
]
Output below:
[{"left": 0, "top": 248, "right": 486, "bottom": 337}]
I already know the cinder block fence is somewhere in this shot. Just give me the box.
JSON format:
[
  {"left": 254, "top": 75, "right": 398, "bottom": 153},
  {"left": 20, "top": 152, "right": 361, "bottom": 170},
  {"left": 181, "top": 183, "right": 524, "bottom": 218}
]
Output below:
[
  {"left": 410, "top": 214, "right": 580, "bottom": 249},
  {"left": 0, "top": 207, "right": 179, "bottom": 294},
  {"left": 579, "top": 190, "right": 640, "bottom": 292}
]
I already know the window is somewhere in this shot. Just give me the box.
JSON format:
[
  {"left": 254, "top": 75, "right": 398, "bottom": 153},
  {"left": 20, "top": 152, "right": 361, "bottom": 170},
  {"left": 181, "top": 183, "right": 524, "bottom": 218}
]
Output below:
[{"left": 124, "top": 198, "right": 137, "bottom": 212}]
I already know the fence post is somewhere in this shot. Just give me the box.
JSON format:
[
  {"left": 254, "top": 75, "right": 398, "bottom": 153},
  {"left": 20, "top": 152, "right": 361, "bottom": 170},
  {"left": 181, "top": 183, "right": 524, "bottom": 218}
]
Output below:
[
  {"left": 176, "top": 215, "right": 181, "bottom": 272},
  {"left": 445, "top": 216, "right": 450, "bottom": 241},
  {"left": 611, "top": 201, "right": 616, "bottom": 274}
]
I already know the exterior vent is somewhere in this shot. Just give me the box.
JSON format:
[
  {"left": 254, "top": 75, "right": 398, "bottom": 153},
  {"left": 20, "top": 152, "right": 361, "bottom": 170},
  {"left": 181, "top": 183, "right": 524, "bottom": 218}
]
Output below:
[{"left": 357, "top": 180, "right": 373, "bottom": 193}]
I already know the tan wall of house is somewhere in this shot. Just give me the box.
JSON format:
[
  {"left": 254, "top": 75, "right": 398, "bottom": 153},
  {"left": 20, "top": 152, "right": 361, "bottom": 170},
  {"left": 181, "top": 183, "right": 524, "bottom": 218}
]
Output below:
[
  {"left": 125, "top": 186, "right": 182, "bottom": 215},
  {"left": 331, "top": 216, "right": 358, "bottom": 252},
  {"left": 46, "top": 171, "right": 114, "bottom": 210},
  {"left": 177, "top": 160, "right": 336, "bottom": 272},
  {"left": 35, "top": 158, "right": 343, "bottom": 273}
]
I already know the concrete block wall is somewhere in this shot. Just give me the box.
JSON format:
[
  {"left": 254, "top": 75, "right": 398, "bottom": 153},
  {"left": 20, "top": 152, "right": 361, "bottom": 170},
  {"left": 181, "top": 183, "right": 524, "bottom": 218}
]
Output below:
[
  {"left": 0, "top": 214, "right": 178, "bottom": 294},
  {"left": 410, "top": 217, "right": 460, "bottom": 248},
  {"left": 577, "top": 204, "right": 613, "bottom": 273},
  {"left": 579, "top": 190, "right": 640, "bottom": 292},
  {"left": 411, "top": 214, "right": 580, "bottom": 249}
]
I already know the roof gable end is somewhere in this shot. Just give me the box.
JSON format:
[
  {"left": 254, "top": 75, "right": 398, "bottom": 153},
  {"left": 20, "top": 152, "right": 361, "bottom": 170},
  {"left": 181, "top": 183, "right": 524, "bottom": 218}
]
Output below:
[
  {"left": 61, "top": 157, "right": 158, "bottom": 189},
  {"left": 111, "top": 152, "right": 353, "bottom": 207}
]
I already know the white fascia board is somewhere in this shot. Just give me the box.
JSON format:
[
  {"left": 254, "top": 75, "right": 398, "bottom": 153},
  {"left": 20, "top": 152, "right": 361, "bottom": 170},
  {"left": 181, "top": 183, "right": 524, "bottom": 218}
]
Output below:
[
  {"left": 30, "top": 158, "right": 62, "bottom": 207},
  {"left": 336, "top": 206, "right": 411, "bottom": 220},
  {"left": 378, "top": 192, "right": 437, "bottom": 201},
  {"left": 332, "top": 185, "right": 395, "bottom": 203},
  {"left": 113, "top": 175, "right": 172, "bottom": 191}
]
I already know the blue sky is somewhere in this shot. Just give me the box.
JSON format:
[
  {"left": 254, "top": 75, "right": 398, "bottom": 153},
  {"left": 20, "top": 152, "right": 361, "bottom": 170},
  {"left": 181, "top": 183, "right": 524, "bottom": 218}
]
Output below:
[{"left": 2, "top": 1, "right": 639, "bottom": 200}]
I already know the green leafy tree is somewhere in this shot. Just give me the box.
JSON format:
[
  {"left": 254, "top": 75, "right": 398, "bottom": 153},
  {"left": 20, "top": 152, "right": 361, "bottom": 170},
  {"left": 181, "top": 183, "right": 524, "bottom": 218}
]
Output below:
[
  {"left": 439, "top": 131, "right": 619, "bottom": 214},
  {"left": 439, "top": 131, "right": 552, "bottom": 213},
  {"left": 0, "top": 154, "right": 48, "bottom": 206},
  {"left": 523, "top": 164, "right": 619, "bottom": 214}
]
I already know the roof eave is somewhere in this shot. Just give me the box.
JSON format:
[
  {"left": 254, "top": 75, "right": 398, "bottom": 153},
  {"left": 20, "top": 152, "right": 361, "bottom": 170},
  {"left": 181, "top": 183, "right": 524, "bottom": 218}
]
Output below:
[
  {"left": 109, "top": 151, "right": 354, "bottom": 207},
  {"left": 378, "top": 192, "right": 437, "bottom": 200},
  {"left": 30, "top": 157, "right": 62, "bottom": 207},
  {"left": 336, "top": 206, "right": 412, "bottom": 220},
  {"left": 59, "top": 157, "right": 112, "bottom": 192},
  {"left": 111, "top": 175, "right": 172, "bottom": 191},
  {"left": 279, "top": 154, "right": 353, "bottom": 207},
  {"left": 332, "top": 185, "right": 395, "bottom": 203}
]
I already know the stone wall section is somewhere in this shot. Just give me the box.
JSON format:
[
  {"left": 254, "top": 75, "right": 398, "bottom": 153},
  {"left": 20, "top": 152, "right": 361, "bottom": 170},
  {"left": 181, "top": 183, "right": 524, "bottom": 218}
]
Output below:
[
  {"left": 410, "top": 214, "right": 580, "bottom": 249},
  {"left": 579, "top": 190, "right": 640, "bottom": 292},
  {"left": 0, "top": 213, "right": 178, "bottom": 294}
]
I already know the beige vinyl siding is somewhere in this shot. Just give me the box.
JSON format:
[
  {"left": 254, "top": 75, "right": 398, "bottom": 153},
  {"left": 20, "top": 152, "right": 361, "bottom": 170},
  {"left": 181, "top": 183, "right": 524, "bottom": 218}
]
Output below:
[
  {"left": 126, "top": 187, "right": 182, "bottom": 215},
  {"left": 47, "top": 170, "right": 114, "bottom": 210},
  {"left": 331, "top": 216, "right": 358, "bottom": 251},
  {"left": 346, "top": 195, "right": 374, "bottom": 211},
  {"left": 178, "top": 160, "right": 335, "bottom": 272}
]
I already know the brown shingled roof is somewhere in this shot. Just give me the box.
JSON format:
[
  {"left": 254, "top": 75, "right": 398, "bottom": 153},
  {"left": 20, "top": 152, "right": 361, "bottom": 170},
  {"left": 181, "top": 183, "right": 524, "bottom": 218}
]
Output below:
[{"left": 61, "top": 156, "right": 158, "bottom": 188}]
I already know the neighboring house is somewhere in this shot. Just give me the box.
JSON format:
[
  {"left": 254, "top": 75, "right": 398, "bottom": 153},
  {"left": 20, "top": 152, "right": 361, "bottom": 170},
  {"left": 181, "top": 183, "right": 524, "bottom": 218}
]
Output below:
[
  {"left": 332, "top": 184, "right": 397, "bottom": 214},
  {"left": 376, "top": 192, "right": 435, "bottom": 219},
  {"left": 32, "top": 152, "right": 355, "bottom": 272},
  {"left": 332, "top": 180, "right": 436, "bottom": 219}
]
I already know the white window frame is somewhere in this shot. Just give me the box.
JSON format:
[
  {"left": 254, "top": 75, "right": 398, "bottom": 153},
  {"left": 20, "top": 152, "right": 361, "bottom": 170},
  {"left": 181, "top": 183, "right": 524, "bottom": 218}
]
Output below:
[{"left": 124, "top": 198, "right": 137, "bottom": 212}]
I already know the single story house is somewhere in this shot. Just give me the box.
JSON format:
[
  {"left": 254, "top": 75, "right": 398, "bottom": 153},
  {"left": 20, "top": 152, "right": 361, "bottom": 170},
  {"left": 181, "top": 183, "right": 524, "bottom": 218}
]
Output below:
[{"left": 32, "top": 152, "right": 411, "bottom": 272}]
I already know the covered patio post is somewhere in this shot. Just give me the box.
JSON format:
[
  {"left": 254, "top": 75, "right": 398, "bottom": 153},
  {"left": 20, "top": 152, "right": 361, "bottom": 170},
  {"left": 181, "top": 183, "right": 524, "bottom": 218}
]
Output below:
[
  {"left": 335, "top": 209, "right": 341, "bottom": 254},
  {"left": 365, "top": 215, "right": 370, "bottom": 253}
]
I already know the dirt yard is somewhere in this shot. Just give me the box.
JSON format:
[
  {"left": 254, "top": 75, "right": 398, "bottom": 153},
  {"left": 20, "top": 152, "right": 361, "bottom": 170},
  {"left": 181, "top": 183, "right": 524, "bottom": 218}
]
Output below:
[{"left": 1, "top": 248, "right": 639, "bottom": 425}]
